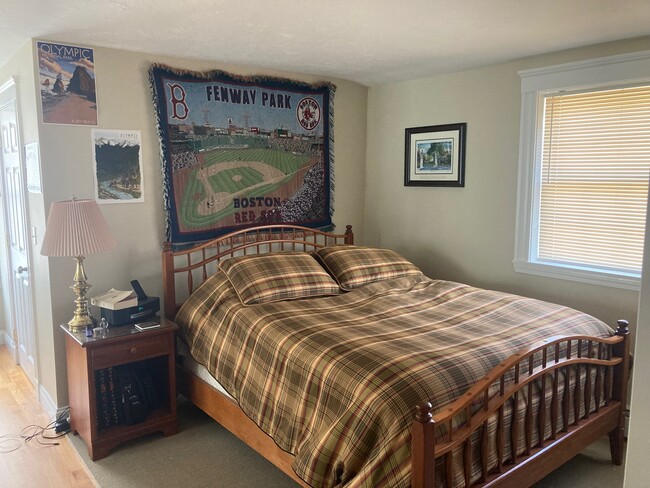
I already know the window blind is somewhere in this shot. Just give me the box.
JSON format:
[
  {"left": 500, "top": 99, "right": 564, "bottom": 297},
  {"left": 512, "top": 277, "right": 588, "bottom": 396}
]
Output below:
[{"left": 539, "top": 85, "right": 650, "bottom": 273}]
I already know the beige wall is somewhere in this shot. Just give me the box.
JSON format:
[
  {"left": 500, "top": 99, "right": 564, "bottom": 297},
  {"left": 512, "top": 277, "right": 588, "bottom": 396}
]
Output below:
[
  {"left": 31, "top": 44, "right": 367, "bottom": 406},
  {"left": 365, "top": 37, "right": 650, "bottom": 335}
]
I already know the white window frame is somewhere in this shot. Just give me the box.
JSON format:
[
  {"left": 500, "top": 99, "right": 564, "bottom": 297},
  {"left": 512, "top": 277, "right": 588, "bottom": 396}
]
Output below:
[{"left": 514, "top": 51, "right": 650, "bottom": 291}]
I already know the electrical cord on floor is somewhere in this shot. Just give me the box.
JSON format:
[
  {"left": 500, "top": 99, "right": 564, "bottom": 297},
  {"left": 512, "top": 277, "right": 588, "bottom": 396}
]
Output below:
[
  {"left": 0, "top": 435, "right": 22, "bottom": 453},
  {"left": 0, "top": 410, "right": 71, "bottom": 453}
]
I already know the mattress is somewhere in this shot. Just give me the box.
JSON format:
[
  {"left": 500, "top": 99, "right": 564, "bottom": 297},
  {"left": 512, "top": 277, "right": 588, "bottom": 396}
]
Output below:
[{"left": 177, "top": 339, "right": 233, "bottom": 399}]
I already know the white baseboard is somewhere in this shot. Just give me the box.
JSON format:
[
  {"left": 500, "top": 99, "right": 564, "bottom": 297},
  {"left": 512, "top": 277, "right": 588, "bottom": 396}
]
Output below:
[
  {"left": 38, "top": 384, "right": 58, "bottom": 419},
  {"left": 2, "top": 330, "right": 13, "bottom": 349}
]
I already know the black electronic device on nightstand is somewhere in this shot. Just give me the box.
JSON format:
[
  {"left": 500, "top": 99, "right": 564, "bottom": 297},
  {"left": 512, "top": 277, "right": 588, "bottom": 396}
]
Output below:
[{"left": 100, "top": 280, "right": 160, "bottom": 326}]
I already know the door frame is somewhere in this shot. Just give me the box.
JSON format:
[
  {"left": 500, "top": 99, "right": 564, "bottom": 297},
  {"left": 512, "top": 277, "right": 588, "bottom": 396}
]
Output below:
[{"left": 0, "top": 76, "right": 39, "bottom": 385}]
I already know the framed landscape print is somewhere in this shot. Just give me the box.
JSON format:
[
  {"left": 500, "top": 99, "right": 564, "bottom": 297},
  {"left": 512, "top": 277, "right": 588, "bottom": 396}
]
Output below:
[
  {"left": 91, "top": 129, "right": 143, "bottom": 204},
  {"left": 404, "top": 123, "right": 466, "bottom": 187}
]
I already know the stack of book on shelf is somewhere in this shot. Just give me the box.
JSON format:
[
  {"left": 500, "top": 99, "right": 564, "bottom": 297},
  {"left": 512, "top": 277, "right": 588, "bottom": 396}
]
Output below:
[{"left": 95, "top": 367, "right": 121, "bottom": 429}]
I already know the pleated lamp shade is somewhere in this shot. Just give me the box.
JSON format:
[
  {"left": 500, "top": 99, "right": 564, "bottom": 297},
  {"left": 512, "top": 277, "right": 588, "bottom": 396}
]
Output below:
[{"left": 40, "top": 199, "right": 116, "bottom": 257}]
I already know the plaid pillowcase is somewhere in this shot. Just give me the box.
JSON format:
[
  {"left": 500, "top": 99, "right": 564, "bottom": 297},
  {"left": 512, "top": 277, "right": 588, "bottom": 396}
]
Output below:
[
  {"left": 219, "top": 252, "right": 340, "bottom": 305},
  {"left": 314, "top": 245, "right": 423, "bottom": 290}
]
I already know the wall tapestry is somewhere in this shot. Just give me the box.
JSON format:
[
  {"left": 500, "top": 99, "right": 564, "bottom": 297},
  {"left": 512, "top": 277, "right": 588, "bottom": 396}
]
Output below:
[
  {"left": 91, "top": 129, "right": 143, "bottom": 204},
  {"left": 149, "top": 64, "right": 335, "bottom": 245},
  {"left": 36, "top": 41, "right": 98, "bottom": 126}
]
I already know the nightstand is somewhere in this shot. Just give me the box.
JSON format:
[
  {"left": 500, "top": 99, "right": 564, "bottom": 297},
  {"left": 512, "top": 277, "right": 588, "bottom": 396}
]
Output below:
[{"left": 61, "top": 319, "right": 178, "bottom": 460}]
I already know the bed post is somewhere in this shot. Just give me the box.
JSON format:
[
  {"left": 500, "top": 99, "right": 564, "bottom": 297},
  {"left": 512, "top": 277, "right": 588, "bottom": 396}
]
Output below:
[
  {"left": 162, "top": 242, "right": 176, "bottom": 320},
  {"left": 412, "top": 402, "right": 435, "bottom": 488},
  {"left": 344, "top": 225, "right": 354, "bottom": 245},
  {"left": 609, "top": 319, "right": 630, "bottom": 465}
]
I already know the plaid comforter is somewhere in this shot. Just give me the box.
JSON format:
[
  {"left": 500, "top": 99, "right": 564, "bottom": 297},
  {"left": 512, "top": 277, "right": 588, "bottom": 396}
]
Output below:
[{"left": 176, "top": 273, "right": 613, "bottom": 488}]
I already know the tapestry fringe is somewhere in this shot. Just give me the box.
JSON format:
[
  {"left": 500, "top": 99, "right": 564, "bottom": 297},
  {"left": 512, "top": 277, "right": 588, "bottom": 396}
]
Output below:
[
  {"left": 148, "top": 67, "right": 173, "bottom": 242},
  {"left": 149, "top": 63, "right": 336, "bottom": 93},
  {"left": 328, "top": 83, "right": 336, "bottom": 227}
]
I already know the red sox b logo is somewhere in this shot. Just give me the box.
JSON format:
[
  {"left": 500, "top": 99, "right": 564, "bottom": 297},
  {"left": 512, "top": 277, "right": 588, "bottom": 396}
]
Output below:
[
  {"left": 297, "top": 97, "right": 321, "bottom": 131},
  {"left": 167, "top": 83, "right": 189, "bottom": 120}
]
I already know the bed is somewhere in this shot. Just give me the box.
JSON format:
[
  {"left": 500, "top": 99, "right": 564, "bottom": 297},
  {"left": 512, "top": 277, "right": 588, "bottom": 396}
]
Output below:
[{"left": 161, "top": 224, "right": 629, "bottom": 488}]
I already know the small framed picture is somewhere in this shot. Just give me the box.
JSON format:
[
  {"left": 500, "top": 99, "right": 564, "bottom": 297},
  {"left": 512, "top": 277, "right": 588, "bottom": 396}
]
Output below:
[{"left": 404, "top": 123, "right": 466, "bottom": 187}]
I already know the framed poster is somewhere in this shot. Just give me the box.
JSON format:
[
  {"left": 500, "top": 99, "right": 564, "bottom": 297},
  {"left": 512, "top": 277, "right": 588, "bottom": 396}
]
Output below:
[
  {"left": 36, "top": 41, "right": 98, "bottom": 126},
  {"left": 92, "top": 129, "right": 143, "bottom": 203},
  {"left": 404, "top": 123, "right": 466, "bottom": 187}
]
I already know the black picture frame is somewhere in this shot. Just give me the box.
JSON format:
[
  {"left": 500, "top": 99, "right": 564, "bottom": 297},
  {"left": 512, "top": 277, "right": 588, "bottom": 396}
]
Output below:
[{"left": 404, "top": 122, "right": 466, "bottom": 187}]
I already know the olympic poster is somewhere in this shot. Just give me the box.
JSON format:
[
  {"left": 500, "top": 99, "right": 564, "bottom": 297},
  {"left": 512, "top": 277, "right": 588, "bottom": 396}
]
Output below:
[
  {"left": 149, "top": 64, "right": 335, "bottom": 245},
  {"left": 36, "top": 41, "right": 97, "bottom": 126}
]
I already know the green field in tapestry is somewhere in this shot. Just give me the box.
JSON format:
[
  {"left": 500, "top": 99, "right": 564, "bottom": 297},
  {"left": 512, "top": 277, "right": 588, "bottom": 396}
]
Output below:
[{"left": 179, "top": 147, "right": 311, "bottom": 228}]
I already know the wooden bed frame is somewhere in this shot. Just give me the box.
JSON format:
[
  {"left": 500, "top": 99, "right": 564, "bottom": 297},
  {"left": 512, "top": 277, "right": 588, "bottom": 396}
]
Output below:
[{"left": 162, "top": 224, "right": 629, "bottom": 488}]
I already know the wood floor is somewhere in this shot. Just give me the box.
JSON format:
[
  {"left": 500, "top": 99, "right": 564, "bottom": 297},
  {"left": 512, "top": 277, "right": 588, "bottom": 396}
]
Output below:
[{"left": 0, "top": 345, "right": 96, "bottom": 488}]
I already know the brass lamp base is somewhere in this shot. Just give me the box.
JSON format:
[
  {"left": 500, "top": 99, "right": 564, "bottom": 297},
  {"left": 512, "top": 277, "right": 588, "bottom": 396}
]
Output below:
[
  {"left": 68, "top": 311, "right": 94, "bottom": 332},
  {"left": 67, "top": 255, "right": 93, "bottom": 333}
]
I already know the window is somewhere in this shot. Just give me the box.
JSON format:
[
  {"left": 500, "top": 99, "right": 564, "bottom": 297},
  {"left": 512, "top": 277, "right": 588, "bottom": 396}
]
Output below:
[{"left": 515, "top": 51, "right": 650, "bottom": 290}]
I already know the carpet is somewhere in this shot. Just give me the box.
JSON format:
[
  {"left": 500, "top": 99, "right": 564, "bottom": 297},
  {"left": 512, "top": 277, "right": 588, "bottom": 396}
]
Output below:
[
  {"left": 533, "top": 438, "right": 625, "bottom": 487},
  {"left": 68, "top": 395, "right": 624, "bottom": 488},
  {"left": 68, "top": 396, "right": 297, "bottom": 488}
]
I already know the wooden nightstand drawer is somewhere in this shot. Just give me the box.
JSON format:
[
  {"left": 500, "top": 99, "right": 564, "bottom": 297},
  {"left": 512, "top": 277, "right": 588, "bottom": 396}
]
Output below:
[{"left": 92, "top": 333, "right": 170, "bottom": 369}]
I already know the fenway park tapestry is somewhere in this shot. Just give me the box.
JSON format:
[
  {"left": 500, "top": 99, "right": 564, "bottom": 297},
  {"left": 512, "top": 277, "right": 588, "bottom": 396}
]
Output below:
[{"left": 149, "top": 64, "right": 335, "bottom": 245}]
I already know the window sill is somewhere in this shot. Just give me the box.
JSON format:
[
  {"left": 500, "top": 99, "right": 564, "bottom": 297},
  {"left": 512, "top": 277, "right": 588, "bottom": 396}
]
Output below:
[{"left": 513, "top": 259, "right": 641, "bottom": 291}]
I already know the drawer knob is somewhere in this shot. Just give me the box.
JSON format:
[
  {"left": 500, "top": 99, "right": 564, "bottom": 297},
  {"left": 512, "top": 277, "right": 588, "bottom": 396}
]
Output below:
[{"left": 130, "top": 347, "right": 137, "bottom": 354}]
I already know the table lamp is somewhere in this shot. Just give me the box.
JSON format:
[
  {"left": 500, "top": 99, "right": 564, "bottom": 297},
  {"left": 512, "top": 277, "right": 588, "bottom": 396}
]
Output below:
[{"left": 41, "top": 197, "right": 116, "bottom": 332}]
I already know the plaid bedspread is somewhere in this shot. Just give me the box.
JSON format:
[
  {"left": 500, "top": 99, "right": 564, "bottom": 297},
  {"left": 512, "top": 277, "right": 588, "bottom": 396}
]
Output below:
[{"left": 176, "top": 274, "right": 613, "bottom": 488}]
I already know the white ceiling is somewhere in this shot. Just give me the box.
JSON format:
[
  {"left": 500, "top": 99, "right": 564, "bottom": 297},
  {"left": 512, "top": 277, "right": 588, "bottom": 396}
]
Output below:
[{"left": 1, "top": 0, "right": 650, "bottom": 86}]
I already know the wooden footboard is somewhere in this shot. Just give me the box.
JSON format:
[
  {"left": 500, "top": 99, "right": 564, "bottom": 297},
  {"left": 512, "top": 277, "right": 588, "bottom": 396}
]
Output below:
[{"left": 412, "top": 320, "right": 630, "bottom": 488}]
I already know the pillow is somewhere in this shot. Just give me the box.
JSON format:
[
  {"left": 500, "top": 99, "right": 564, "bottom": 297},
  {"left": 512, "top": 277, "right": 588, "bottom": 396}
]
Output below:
[
  {"left": 219, "top": 252, "right": 340, "bottom": 305},
  {"left": 314, "top": 245, "right": 423, "bottom": 290}
]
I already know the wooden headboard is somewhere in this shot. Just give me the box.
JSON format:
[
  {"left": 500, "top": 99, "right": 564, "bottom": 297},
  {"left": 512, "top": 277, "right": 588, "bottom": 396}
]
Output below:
[{"left": 161, "top": 224, "right": 354, "bottom": 320}]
